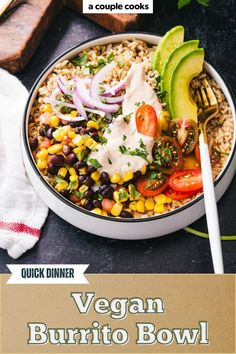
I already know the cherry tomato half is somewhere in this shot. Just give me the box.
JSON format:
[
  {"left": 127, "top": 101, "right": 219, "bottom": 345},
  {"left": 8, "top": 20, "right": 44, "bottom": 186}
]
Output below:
[
  {"left": 165, "top": 186, "right": 199, "bottom": 200},
  {"left": 168, "top": 169, "right": 203, "bottom": 193},
  {"left": 136, "top": 172, "right": 168, "bottom": 197},
  {"left": 152, "top": 136, "right": 183, "bottom": 175},
  {"left": 170, "top": 118, "right": 198, "bottom": 154},
  {"left": 195, "top": 141, "right": 220, "bottom": 167},
  {"left": 136, "top": 104, "right": 158, "bottom": 138},
  {"left": 195, "top": 143, "right": 200, "bottom": 164}
]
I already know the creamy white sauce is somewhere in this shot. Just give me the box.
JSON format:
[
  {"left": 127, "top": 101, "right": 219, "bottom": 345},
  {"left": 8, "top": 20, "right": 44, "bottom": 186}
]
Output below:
[{"left": 89, "top": 63, "right": 162, "bottom": 177}]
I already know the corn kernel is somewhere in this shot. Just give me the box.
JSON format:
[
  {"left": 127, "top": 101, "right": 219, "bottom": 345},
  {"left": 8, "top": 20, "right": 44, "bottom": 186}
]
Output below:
[
  {"left": 55, "top": 181, "right": 68, "bottom": 192},
  {"left": 91, "top": 171, "right": 100, "bottom": 181},
  {"left": 74, "top": 146, "right": 85, "bottom": 154},
  {"left": 154, "top": 203, "right": 165, "bottom": 213},
  {"left": 58, "top": 167, "right": 67, "bottom": 177},
  {"left": 129, "top": 202, "right": 137, "bottom": 211},
  {"left": 41, "top": 104, "right": 52, "bottom": 113},
  {"left": 68, "top": 131, "right": 76, "bottom": 139},
  {"left": 154, "top": 194, "right": 167, "bottom": 204},
  {"left": 70, "top": 110, "right": 78, "bottom": 117},
  {"left": 79, "top": 167, "right": 87, "bottom": 175},
  {"left": 139, "top": 196, "right": 146, "bottom": 202},
  {"left": 165, "top": 196, "right": 173, "bottom": 204},
  {"left": 70, "top": 175, "right": 78, "bottom": 182},
  {"left": 141, "top": 165, "right": 147, "bottom": 175},
  {"left": 102, "top": 210, "right": 108, "bottom": 216},
  {"left": 136, "top": 200, "right": 145, "bottom": 213},
  {"left": 37, "top": 159, "right": 47, "bottom": 170},
  {"left": 80, "top": 198, "right": 86, "bottom": 206},
  {"left": 79, "top": 185, "right": 89, "bottom": 193},
  {"left": 37, "top": 148, "right": 48, "bottom": 160},
  {"left": 70, "top": 181, "right": 79, "bottom": 190},
  {"left": 160, "top": 111, "right": 170, "bottom": 131},
  {"left": 69, "top": 167, "right": 77, "bottom": 176},
  {"left": 113, "top": 191, "right": 120, "bottom": 203},
  {"left": 85, "top": 138, "right": 97, "bottom": 150},
  {"left": 110, "top": 203, "right": 123, "bottom": 217},
  {"left": 117, "top": 178, "right": 124, "bottom": 186},
  {"left": 50, "top": 115, "right": 60, "bottom": 127},
  {"left": 48, "top": 144, "right": 62, "bottom": 154},
  {"left": 53, "top": 130, "right": 64, "bottom": 142},
  {"left": 87, "top": 120, "right": 99, "bottom": 130},
  {"left": 91, "top": 208, "right": 103, "bottom": 215},
  {"left": 110, "top": 173, "right": 121, "bottom": 184},
  {"left": 145, "top": 197, "right": 155, "bottom": 211},
  {"left": 123, "top": 171, "right": 133, "bottom": 182},
  {"left": 72, "top": 135, "right": 84, "bottom": 147}
]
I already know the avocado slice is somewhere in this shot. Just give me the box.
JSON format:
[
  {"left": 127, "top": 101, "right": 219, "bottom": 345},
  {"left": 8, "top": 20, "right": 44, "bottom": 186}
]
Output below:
[
  {"left": 161, "top": 40, "right": 199, "bottom": 110},
  {"left": 152, "top": 25, "right": 184, "bottom": 73},
  {"left": 169, "top": 48, "right": 204, "bottom": 122}
]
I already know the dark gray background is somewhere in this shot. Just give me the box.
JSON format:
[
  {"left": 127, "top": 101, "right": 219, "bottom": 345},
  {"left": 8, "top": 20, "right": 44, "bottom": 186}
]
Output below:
[{"left": 0, "top": 0, "right": 235, "bottom": 273}]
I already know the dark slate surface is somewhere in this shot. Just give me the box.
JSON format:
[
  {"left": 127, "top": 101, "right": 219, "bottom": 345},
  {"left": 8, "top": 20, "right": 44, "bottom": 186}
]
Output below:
[{"left": 0, "top": 0, "right": 235, "bottom": 273}]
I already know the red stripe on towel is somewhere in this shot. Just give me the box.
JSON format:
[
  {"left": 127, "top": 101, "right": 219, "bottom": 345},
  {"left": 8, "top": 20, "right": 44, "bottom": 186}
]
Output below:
[{"left": 0, "top": 222, "right": 40, "bottom": 238}]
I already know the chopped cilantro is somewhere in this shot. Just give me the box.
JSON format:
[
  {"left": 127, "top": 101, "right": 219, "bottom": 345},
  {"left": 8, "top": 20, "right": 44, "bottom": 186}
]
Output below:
[
  {"left": 97, "top": 193, "right": 103, "bottom": 201},
  {"left": 123, "top": 135, "right": 127, "bottom": 141},
  {"left": 135, "top": 101, "right": 141, "bottom": 107},
  {"left": 157, "top": 90, "right": 167, "bottom": 100},
  {"left": 106, "top": 127, "right": 112, "bottom": 134},
  {"left": 117, "top": 189, "right": 129, "bottom": 202},
  {"left": 108, "top": 158, "right": 112, "bottom": 165},
  {"left": 106, "top": 52, "right": 114, "bottom": 63},
  {"left": 99, "top": 86, "right": 106, "bottom": 94},
  {"left": 119, "top": 144, "right": 149, "bottom": 163},
  {"left": 123, "top": 113, "right": 132, "bottom": 124},
  {"left": 54, "top": 176, "right": 66, "bottom": 184},
  {"left": 88, "top": 158, "right": 102, "bottom": 169},
  {"left": 69, "top": 180, "right": 77, "bottom": 193},
  {"left": 72, "top": 53, "right": 88, "bottom": 66},
  {"left": 127, "top": 162, "right": 131, "bottom": 167},
  {"left": 99, "top": 136, "right": 107, "bottom": 145},
  {"left": 75, "top": 191, "right": 84, "bottom": 199},
  {"left": 128, "top": 184, "right": 141, "bottom": 200}
]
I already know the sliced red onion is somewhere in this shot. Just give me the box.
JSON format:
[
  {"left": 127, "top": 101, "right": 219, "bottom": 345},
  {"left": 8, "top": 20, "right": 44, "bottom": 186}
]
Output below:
[
  {"left": 73, "top": 87, "right": 87, "bottom": 119},
  {"left": 101, "top": 77, "right": 128, "bottom": 97},
  {"left": 85, "top": 108, "right": 106, "bottom": 117},
  {"left": 100, "top": 95, "right": 124, "bottom": 104},
  {"left": 57, "top": 76, "right": 72, "bottom": 95},
  {"left": 74, "top": 77, "right": 120, "bottom": 113},
  {"left": 90, "top": 61, "right": 117, "bottom": 101},
  {"left": 100, "top": 83, "right": 115, "bottom": 97},
  {"left": 49, "top": 99, "right": 76, "bottom": 109}
]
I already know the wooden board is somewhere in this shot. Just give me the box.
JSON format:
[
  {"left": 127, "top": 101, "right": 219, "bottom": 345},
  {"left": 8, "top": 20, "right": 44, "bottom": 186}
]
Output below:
[
  {"left": 0, "top": 0, "right": 63, "bottom": 73},
  {"left": 66, "top": 0, "right": 139, "bottom": 32},
  {"left": 0, "top": 0, "right": 139, "bottom": 73}
]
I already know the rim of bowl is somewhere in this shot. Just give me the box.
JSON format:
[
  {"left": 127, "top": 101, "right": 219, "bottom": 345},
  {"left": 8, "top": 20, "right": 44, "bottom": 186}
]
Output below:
[{"left": 22, "top": 31, "right": 236, "bottom": 223}]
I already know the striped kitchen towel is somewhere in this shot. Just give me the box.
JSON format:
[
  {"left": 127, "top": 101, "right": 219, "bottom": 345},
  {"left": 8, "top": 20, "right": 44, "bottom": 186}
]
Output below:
[{"left": 0, "top": 68, "right": 48, "bottom": 259}]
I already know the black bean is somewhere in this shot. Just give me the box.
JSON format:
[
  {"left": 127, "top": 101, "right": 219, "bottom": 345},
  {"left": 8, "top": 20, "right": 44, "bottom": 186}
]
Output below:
[
  {"left": 87, "top": 165, "right": 96, "bottom": 174},
  {"left": 101, "top": 186, "right": 114, "bottom": 198},
  {"left": 93, "top": 200, "right": 102, "bottom": 209},
  {"left": 84, "top": 176, "right": 95, "bottom": 187},
  {"left": 30, "top": 138, "right": 38, "bottom": 151},
  {"left": 62, "top": 145, "right": 72, "bottom": 156},
  {"left": 74, "top": 161, "right": 86, "bottom": 171},
  {"left": 50, "top": 154, "right": 65, "bottom": 167},
  {"left": 47, "top": 165, "right": 59, "bottom": 175},
  {"left": 80, "top": 128, "right": 87, "bottom": 135},
  {"left": 120, "top": 211, "right": 134, "bottom": 218},
  {"left": 100, "top": 171, "right": 110, "bottom": 184},
  {"left": 46, "top": 127, "right": 56, "bottom": 139},
  {"left": 69, "top": 121, "right": 82, "bottom": 128},
  {"left": 60, "top": 189, "right": 69, "bottom": 198},
  {"left": 39, "top": 126, "right": 47, "bottom": 137},
  {"left": 91, "top": 132, "right": 100, "bottom": 142},
  {"left": 65, "top": 153, "right": 77, "bottom": 165},
  {"left": 78, "top": 175, "right": 86, "bottom": 183},
  {"left": 84, "top": 189, "right": 94, "bottom": 199},
  {"left": 86, "top": 127, "right": 97, "bottom": 134},
  {"left": 133, "top": 171, "right": 142, "bottom": 180},
  {"left": 99, "top": 184, "right": 108, "bottom": 193},
  {"left": 84, "top": 200, "right": 93, "bottom": 211}
]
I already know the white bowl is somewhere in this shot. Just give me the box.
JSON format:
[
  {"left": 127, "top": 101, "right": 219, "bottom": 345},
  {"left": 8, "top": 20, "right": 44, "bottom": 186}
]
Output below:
[{"left": 21, "top": 33, "right": 236, "bottom": 240}]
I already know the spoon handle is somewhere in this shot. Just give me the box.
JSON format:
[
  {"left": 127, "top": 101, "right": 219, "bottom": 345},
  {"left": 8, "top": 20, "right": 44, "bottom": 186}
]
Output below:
[{"left": 199, "top": 132, "right": 224, "bottom": 274}]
